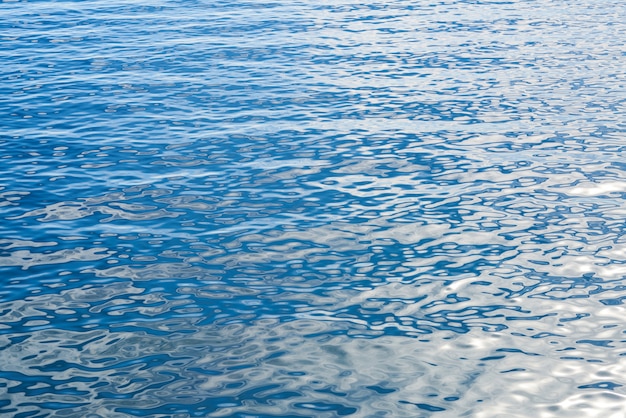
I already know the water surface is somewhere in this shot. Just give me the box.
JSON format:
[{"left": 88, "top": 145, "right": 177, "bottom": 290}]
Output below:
[{"left": 1, "top": 0, "right": 626, "bottom": 416}]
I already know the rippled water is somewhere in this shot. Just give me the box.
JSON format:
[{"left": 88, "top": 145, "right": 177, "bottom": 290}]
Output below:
[{"left": 1, "top": 0, "right": 625, "bottom": 416}]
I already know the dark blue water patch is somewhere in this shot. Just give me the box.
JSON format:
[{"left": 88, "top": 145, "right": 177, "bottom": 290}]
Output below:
[
  {"left": 578, "top": 381, "right": 623, "bottom": 391},
  {"left": 400, "top": 400, "right": 447, "bottom": 412},
  {"left": 365, "top": 384, "right": 396, "bottom": 394}
]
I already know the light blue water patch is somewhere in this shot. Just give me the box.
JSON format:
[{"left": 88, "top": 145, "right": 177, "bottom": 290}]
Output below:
[{"left": 1, "top": 0, "right": 625, "bottom": 416}]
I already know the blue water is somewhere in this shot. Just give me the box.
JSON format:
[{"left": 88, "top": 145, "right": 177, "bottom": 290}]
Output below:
[{"left": 1, "top": 0, "right": 625, "bottom": 416}]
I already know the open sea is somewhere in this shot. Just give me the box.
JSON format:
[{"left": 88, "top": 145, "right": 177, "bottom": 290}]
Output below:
[{"left": 1, "top": 0, "right": 625, "bottom": 416}]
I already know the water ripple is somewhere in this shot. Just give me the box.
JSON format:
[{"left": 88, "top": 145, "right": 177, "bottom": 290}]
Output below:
[{"left": 1, "top": 0, "right": 626, "bottom": 416}]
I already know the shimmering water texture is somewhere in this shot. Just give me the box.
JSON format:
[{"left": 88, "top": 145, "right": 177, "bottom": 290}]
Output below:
[{"left": 1, "top": 0, "right": 625, "bottom": 416}]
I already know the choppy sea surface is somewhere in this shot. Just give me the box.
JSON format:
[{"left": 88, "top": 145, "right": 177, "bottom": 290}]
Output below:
[{"left": 1, "top": 0, "right": 625, "bottom": 416}]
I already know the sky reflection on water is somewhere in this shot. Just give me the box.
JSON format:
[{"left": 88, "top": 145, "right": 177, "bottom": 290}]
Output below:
[{"left": 1, "top": 0, "right": 626, "bottom": 416}]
